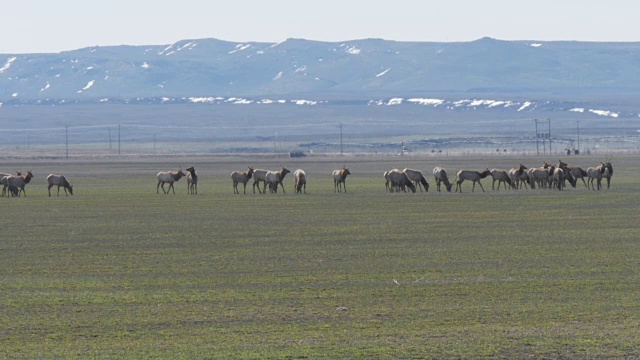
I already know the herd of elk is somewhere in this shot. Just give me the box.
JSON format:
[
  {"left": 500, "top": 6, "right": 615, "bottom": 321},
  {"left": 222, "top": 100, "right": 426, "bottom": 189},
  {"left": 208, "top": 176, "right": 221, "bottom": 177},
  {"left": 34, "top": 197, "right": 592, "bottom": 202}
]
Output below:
[{"left": 0, "top": 158, "right": 616, "bottom": 199}]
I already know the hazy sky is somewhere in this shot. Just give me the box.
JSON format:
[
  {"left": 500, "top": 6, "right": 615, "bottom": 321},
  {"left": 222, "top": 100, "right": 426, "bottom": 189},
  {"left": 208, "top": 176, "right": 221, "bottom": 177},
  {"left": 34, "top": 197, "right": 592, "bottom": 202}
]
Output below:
[{"left": 1, "top": 0, "right": 637, "bottom": 53}]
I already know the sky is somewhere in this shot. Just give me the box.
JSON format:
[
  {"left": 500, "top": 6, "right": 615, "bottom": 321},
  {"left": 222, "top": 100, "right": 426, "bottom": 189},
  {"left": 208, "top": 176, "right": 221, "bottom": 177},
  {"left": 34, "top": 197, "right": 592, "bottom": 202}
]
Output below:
[{"left": 1, "top": 0, "right": 638, "bottom": 54}]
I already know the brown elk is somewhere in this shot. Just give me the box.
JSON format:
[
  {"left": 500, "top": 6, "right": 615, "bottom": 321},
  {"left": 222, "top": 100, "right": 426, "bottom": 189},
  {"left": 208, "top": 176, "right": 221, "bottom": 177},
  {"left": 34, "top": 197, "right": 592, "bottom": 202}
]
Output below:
[
  {"left": 333, "top": 166, "right": 351, "bottom": 193},
  {"left": 231, "top": 166, "right": 254, "bottom": 194}
]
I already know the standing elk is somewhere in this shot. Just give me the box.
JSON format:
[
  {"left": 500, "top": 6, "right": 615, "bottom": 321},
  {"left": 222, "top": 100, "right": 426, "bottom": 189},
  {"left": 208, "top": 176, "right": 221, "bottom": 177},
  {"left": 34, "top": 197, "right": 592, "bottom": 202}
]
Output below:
[
  {"left": 186, "top": 166, "right": 198, "bottom": 195},
  {"left": 333, "top": 166, "right": 351, "bottom": 193},
  {"left": 587, "top": 163, "right": 607, "bottom": 191},
  {"left": 528, "top": 162, "right": 552, "bottom": 189},
  {"left": 387, "top": 169, "right": 416, "bottom": 193},
  {"left": 231, "top": 166, "right": 254, "bottom": 194},
  {"left": 47, "top": 174, "right": 73, "bottom": 196},
  {"left": 553, "top": 167, "right": 566, "bottom": 191},
  {"left": 253, "top": 166, "right": 290, "bottom": 194},
  {"left": 383, "top": 171, "right": 391, "bottom": 192},
  {"left": 402, "top": 168, "right": 429, "bottom": 192},
  {"left": 603, "top": 160, "right": 613, "bottom": 189},
  {"left": 489, "top": 168, "right": 512, "bottom": 191},
  {"left": 1, "top": 171, "right": 21, "bottom": 197},
  {"left": 293, "top": 169, "right": 307, "bottom": 194},
  {"left": 454, "top": 169, "right": 491, "bottom": 192},
  {"left": 156, "top": 169, "right": 186, "bottom": 194},
  {"left": 6, "top": 170, "right": 34, "bottom": 197},
  {"left": 508, "top": 164, "right": 528, "bottom": 190},
  {"left": 432, "top": 167, "right": 453, "bottom": 192}
]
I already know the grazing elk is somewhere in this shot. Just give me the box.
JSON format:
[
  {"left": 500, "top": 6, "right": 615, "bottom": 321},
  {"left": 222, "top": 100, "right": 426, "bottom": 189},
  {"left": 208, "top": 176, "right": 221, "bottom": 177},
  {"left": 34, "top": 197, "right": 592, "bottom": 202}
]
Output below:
[
  {"left": 231, "top": 166, "right": 254, "bottom": 194},
  {"left": 432, "top": 166, "right": 453, "bottom": 192},
  {"left": 567, "top": 166, "right": 588, "bottom": 188},
  {"left": 387, "top": 169, "right": 416, "bottom": 193},
  {"left": 333, "top": 166, "right": 351, "bottom": 193},
  {"left": 293, "top": 169, "right": 307, "bottom": 194},
  {"left": 47, "top": 174, "right": 73, "bottom": 196},
  {"left": 454, "top": 169, "right": 491, "bottom": 192},
  {"left": 156, "top": 169, "right": 186, "bottom": 194},
  {"left": 489, "top": 168, "right": 512, "bottom": 191},
  {"left": 402, "top": 168, "right": 429, "bottom": 192},
  {"left": 6, "top": 170, "right": 34, "bottom": 197},
  {"left": 186, "top": 166, "right": 198, "bottom": 195}
]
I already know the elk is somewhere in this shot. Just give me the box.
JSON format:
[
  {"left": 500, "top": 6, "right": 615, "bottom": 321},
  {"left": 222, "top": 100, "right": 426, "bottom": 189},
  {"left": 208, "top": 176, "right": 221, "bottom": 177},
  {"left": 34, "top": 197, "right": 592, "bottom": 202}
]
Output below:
[
  {"left": 231, "top": 166, "right": 254, "bottom": 194},
  {"left": 489, "top": 168, "right": 512, "bottom": 191},
  {"left": 1, "top": 171, "right": 21, "bottom": 197},
  {"left": 47, "top": 174, "right": 73, "bottom": 196},
  {"left": 454, "top": 169, "right": 491, "bottom": 192},
  {"left": 186, "top": 166, "right": 198, "bottom": 195},
  {"left": 387, "top": 169, "right": 416, "bottom": 193},
  {"left": 333, "top": 166, "right": 351, "bottom": 193},
  {"left": 587, "top": 163, "right": 607, "bottom": 191},
  {"left": 507, "top": 164, "right": 528, "bottom": 190},
  {"left": 383, "top": 171, "right": 391, "bottom": 192},
  {"left": 253, "top": 166, "right": 290, "bottom": 194},
  {"left": 156, "top": 169, "right": 185, "bottom": 194},
  {"left": 402, "top": 168, "right": 429, "bottom": 192},
  {"left": 6, "top": 170, "right": 34, "bottom": 197},
  {"left": 264, "top": 171, "right": 281, "bottom": 194},
  {"left": 432, "top": 167, "right": 453, "bottom": 192},
  {"left": 552, "top": 167, "right": 566, "bottom": 191},
  {"left": 603, "top": 159, "right": 613, "bottom": 189},
  {"left": 293, "top": 169, "right": 307, "bottom": 194},
  {"left": 528, "top": 162, "right": 552, "bottom": 189}
]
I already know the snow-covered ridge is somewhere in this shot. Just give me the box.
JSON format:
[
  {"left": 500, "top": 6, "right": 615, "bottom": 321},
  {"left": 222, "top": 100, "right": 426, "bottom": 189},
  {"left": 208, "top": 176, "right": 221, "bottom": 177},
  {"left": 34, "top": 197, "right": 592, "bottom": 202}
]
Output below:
[{"left": 0, "top": 56, "right": 17, "bottom": 73}]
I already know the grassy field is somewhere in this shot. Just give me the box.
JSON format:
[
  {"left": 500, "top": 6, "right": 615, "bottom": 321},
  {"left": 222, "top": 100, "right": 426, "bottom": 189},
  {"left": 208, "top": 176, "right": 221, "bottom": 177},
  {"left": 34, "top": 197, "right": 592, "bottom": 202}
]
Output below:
[{"left": 1, "top": 154, "right": 639, "bottom": 358}]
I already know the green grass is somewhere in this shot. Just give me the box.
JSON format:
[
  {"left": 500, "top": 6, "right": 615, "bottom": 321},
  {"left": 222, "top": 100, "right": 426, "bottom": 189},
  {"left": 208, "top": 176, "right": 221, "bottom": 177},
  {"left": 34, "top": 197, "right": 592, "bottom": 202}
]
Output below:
[{"left": 1, "top": 155, "right": 640, "bottom": 358}]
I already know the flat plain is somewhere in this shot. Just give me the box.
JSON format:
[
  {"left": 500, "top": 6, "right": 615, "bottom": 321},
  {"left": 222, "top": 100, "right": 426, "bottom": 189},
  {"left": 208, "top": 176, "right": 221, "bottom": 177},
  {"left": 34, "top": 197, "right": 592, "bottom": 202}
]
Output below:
[{"left": 1, "top": 154, "right": 639, "bottom": 358}]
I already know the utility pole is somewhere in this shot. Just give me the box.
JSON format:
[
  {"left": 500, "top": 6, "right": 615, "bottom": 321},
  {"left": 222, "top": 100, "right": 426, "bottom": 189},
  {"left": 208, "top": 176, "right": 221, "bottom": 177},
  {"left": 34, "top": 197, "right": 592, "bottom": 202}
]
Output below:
[
  {"left": 548, "top": 118, "right": 552, "bottom": 154},
  {"left": 535, "top": 119, "right": 539, "bottom": 154}
]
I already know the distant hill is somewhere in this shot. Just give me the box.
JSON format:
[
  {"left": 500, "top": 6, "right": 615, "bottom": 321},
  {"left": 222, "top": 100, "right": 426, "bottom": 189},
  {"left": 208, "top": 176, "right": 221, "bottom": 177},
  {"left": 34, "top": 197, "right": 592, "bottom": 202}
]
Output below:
[{"left": 2, "top": 37, "right": 640, "bottom": 102}]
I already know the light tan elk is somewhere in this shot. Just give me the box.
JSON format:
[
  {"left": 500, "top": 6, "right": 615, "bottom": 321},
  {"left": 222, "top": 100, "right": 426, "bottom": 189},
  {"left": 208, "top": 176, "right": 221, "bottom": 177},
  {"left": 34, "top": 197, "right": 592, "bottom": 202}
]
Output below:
[
  {"left": 508, "top": 164, "right": 528, "bottom": 190},
  {"left": 1, "top": 171, "right": 21, "bottom": 197},
  {"left": 333, "top": 166, "right": 351, "bottom": 193},
  {"left": 490, "top": 168, "right": 512, "bottom": 191},
  {"left": 156, "top": 169, "right": 185, "bottom": 194},
  {"left": 253, "top": 166, "right": 290, "bottom": 194},
  {"left": 383, "top": 171, "right": 391, "bottom": 191},
  {"left": 402, "top": 168, "right": 429, "bottom": 192},
  {"left": 432, "top": 167, "right": 453, "bottom": 192},
  {"left": 587, "top": 163, "right": 608, "bottom": 191},
  {"left": 527, "top": 162, "right": 552, "bottom": 189},
  {"left": 6, "top": 170, "right": 34, "bottom": 197},
  {"left": 231, "top": 166, "right": 254, "bottom": 194},
  {"left": 186, "top": 166, "right": 198, "bottom": 195},
  {"left": 293, "top": 169, "right": 307, "bottom": 194},
  {"left": 454, "top": 169, "right": 491, "bottom": 192},
  {"left": 47, "top": 174, "right": 73, "bottom": 196},
  {"left": 384, "top": 169, "right": 415, "bottom": 193}
]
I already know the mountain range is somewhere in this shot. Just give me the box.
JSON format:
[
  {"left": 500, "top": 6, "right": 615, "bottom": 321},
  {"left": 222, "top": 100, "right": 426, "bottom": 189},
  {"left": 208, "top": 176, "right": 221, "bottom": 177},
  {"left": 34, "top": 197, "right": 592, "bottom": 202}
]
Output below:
[{"left": 2, "top": 37, "right": 640, "bottom": 104}]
